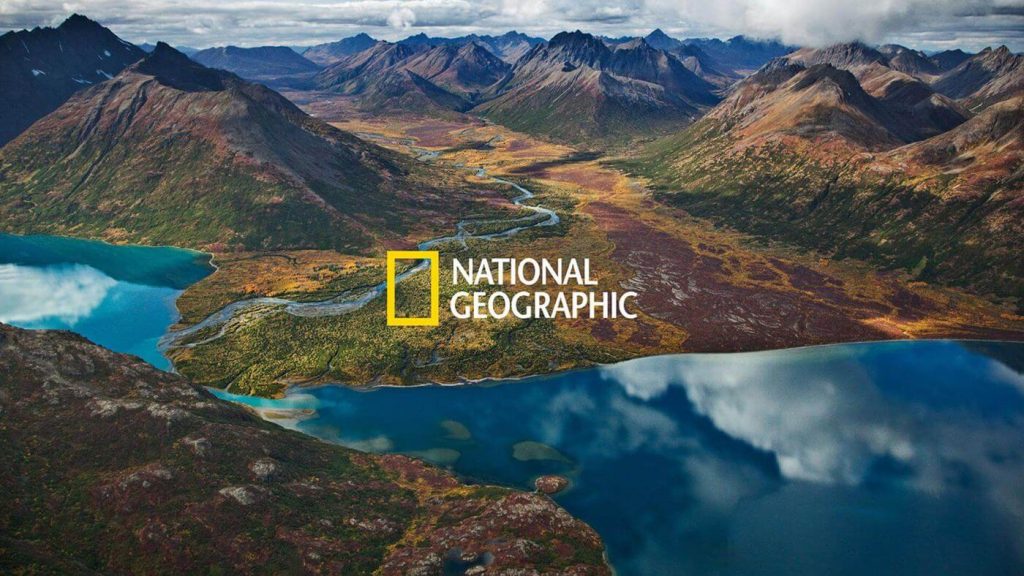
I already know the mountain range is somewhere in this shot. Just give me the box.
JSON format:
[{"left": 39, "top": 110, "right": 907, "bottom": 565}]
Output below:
[
  {"left": 315, "top": 40, "right": 511, "bottom": 112},
  {"left": 0, "top": 15, "right": 1021, "bottom": 301},
  {"left": 311, "top": 30, "right": 728, "bottom": 140},
  {"left": 302, "top": 31, "right": 544, "bottom": 68},
  {"left": 284, "top": 29, "right": 789, "bottom": 140},
  {"left": 0, "top": 22, "right": 803, "bottom": 145},
  {"left": 626, "top": 40, "right": 1024, "bottom": 301},
  {"left": 677, "top": 34, "right": 795, "bottom": 74},
  {"left": 781, "top": 41, "right": 1024, "bottom": 110},
  {"left": 0, "top": 42, "right": 480, "bottom": 253},
  {"left": 396, "top": 31, "right": 546, "bottom": 63},
  {"left": 475, "top": 31, "right": 720, "bottom": 140}
]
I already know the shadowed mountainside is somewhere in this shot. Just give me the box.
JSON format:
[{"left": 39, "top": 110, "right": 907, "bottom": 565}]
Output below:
[
  {"left": 0, "top": 14, "right": 144, "bottom": 146},
  {"left": 780, "top": 43, "right": 970, "bottom": 139},
  {"left": 933, "top": 46, "right": 1024, "bottom": 110}
]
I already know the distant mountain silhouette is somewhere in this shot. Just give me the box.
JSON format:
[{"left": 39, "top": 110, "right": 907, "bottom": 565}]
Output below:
[
  {"left": 191, "top": 45, "right": 321, "bottom": 85},
  {"left": 303, "top": 33, "right": 377, "bottom": 66}
]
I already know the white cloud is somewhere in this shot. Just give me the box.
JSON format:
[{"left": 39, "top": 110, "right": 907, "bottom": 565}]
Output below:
[
  {"left": 500, "top": 0, "right": 547, "bottom": 20},
  {"left": 670, "top": 0, "right": 1013, "bottom": 47},
  {"left": 0, "top": 263, "right": 115, "bottom": 325},
  {"left": 387, "top": 6, "right": 417, "bottom": 29}
]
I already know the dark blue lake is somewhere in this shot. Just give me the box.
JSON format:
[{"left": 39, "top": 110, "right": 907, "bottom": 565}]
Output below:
[
  {"left": 0, "top": 233, "right": 212, "bottom": 369},
  {"left": 215, "top": 341, "right": 1024, "bottom": 576}
]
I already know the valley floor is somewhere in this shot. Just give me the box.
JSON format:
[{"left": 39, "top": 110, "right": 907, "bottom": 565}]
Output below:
[{"left": 169, "top": 100, "right": 1024, "bottom": 396}]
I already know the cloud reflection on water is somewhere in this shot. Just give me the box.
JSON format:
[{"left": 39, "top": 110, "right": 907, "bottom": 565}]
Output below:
[
  {"left": 599, "top": 346, "right": 1024, "bottom": 518},
  {"left": 0, "top": 263, "right": 116, "bottom": 325},
  {"left": 217, "top": 341, "right": 1024, "bottom": 574}
]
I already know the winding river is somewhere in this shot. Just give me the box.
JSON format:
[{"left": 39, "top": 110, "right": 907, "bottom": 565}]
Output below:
[{"left": 158, "top": 137, "right": 558, "bottom": 351}]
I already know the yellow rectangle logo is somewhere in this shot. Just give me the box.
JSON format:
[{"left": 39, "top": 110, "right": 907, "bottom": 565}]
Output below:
[{"left": 386, "top": 250, "right": 440, "bottom": 326}]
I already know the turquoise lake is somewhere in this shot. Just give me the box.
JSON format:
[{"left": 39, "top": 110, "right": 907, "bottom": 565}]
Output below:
[
  {"left": 0, "top": 233, "right": 212, "bottom": 369},
  {"left": 3, "top": 233, "right": 1023, "bottom": 575}
]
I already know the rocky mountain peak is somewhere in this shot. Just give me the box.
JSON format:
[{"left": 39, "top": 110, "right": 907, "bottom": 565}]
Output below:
[
  {"left": 546, "top": 30, "right": 610, "bottom": 67},
  {"left": 0, "top": 13, "right": 146, "bottom": 145},
  {"left": 58, "top": 13, "right": 103, "bottom": 32},
  {"left": 399, "top": 32, "right": 433, "bottom": 48},
  {"left": 549, "top": 30, "right": 605, "bottom": 51},
  {"left": 302, "top": 33, "right": 379, "bottom": 66},
  {"left": 930, "top": 48, "right": 972, "bottom": 70},
  {"left": 613, "top": 37, "right": 651, "bottom": 51},
  {"left": 984, "top": 45, "right": 1015, "bottom": 63},
  {"left": 879, "top": 44, "right": 920, "bottom": 57},
  {"left": 878, "top": 43, "right": 940, "bottom": 77},
  {"left": 645, "top": 28, "right": 681, "bottom": 51},
  {"left": 748, "top": 58, "right": 807, "bottom": 87},
  {"left": 457, "top": 40, "right": 491, "bottom": 57},
  {"left": 498, "top": 31, "right": 530, "bottom": 41},
  {"left": 133, "top": 42, "right": 227, "bottom": 91},
  {"left": 789, "top": 41, "right": 889, "bottom": 69}
]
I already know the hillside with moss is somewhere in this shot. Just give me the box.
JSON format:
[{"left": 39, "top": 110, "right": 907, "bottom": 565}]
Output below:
[
  {"left": 166, "top": 179, "right": 680, "bottom": 397},
  {"left": 621, "top": 60, "right": 1024, "bottom": 306},
  {"left": 0, "top": 323, "right": 609, "bottom": 574},
  {"left": 0, "top": 44, "right": 493, "bottom": 254}
]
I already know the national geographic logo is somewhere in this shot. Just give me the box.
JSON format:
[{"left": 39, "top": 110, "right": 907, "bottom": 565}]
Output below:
[{"left": 386, "top": 251, "right": 636, "bottom": 327}]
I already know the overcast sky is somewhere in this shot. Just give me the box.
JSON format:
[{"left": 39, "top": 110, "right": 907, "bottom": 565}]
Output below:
[{"left": 2, "top": 0, "right": 1023, "bottom": 52}]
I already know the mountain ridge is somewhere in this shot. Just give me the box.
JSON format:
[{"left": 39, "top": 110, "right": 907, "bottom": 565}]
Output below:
[
  {"left": 191, "top": 45, "right": 321, "bottom": 82},
  {"left": 303, "top": 32, "right": 377, "bottom": 65},
  {"left": 0, "top": 14, "right": 144, "bottom": 146},
  {"left": 933, "top": 46, "right": 1024, "bottom": 109},
  {"left": 314, "top": 40, "right": 506, "bottom": 112},
  {"left": 474, "top": 30, "right": 719, "bottom": 141},
  {"left": 0, "top": 43, "right": 484, "bottom": 252},
  {"left": 396, "top": 30, "right": 545, "bottom": 63}
]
